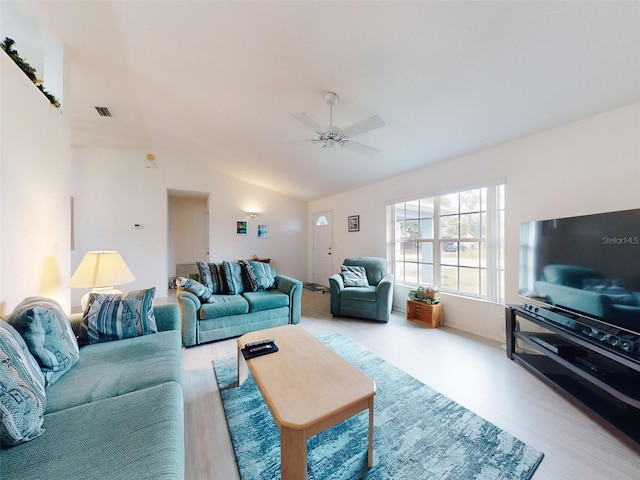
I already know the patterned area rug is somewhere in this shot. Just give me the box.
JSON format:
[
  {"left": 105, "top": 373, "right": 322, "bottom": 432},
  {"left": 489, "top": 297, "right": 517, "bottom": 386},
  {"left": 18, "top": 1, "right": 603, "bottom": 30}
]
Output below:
[{"left": 214, "top": 332, "right": 543, "bottom": 480}]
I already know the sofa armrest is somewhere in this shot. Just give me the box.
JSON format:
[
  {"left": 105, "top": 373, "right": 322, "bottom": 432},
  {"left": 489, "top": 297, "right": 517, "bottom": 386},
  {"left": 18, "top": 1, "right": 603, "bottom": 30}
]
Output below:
[
  {"left": 154, "top": 303, "right": 181, "bottom": 332},
  {"left": 375, "top": 273, "right": 395, "bottom": 321},
  {"left": 274, "top": 274, "right": 303, "bottom": 325},
  {"left": 328, "top": 274, "right": 345, "bottom": 315},
  {"left": 176, "top": 289, "right": 201, "bottom": 347}
]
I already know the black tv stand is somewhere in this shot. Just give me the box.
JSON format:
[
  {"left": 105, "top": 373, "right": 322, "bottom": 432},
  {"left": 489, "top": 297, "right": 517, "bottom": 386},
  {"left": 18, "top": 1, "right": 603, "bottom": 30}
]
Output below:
[{"left": 506, "top": 305, "right": 640, "bottom": 451}]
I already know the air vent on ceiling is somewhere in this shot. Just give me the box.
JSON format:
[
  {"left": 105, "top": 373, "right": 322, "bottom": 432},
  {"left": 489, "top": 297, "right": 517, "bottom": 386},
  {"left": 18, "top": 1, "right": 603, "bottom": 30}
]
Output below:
[{"left": 95, "top": 106, "right": 112, "bottom": 117}]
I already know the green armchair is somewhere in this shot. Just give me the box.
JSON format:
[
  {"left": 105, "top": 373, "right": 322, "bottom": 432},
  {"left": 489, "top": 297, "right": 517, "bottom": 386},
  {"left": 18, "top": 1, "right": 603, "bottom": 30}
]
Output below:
[{"left": 329, "top": 257, "right": 394, "bottom": 322}]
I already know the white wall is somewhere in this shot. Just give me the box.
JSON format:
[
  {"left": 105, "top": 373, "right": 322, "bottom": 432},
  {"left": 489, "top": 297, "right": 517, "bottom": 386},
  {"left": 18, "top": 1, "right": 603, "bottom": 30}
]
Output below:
[
  {"left": 308, "top": 102, "right": 640, "bottom": 342},
  {"left": 70, "top": 148, "right": 308, "bottom": 308},
  {"left": 0, "top": 53, "right": 71, "bottom": 315},
  {"left": 163, "top": 153, "right": 307, "bottom": 280}
]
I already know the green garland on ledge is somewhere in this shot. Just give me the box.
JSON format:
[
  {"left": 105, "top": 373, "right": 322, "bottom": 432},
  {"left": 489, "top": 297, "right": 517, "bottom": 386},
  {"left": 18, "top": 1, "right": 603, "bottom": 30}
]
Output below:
[{"left": 1, "top": 37, "right": 61, "bottom": 108}]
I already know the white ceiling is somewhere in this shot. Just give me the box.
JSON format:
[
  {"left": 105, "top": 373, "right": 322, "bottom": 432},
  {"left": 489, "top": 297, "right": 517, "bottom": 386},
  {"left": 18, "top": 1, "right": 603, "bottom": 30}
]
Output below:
[{"left": 5, "top": 1, "right": 640, "bottom": 201}]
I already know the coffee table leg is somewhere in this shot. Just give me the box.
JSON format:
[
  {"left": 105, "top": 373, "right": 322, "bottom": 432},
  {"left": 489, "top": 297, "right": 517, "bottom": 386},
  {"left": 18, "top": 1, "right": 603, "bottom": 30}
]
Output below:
[
  {"left": 367, "top": 396, "right": 374, "bottom": 468},
  {"left": 237, "top": 345, "right": 248, "bottom": 386},
  {"left": 280, "top": 427, "right": 307, "bottom": 480}
]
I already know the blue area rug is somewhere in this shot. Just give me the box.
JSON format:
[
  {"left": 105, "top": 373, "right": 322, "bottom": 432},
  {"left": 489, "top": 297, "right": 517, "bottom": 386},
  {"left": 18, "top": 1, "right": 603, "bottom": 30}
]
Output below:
[{"left": 214, "top": 332, "right": 543, "bottom": 479}]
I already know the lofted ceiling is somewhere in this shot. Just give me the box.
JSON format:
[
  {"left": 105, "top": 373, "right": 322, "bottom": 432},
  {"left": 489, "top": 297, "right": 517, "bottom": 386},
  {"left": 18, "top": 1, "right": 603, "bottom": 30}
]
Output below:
[{"left": 4, "top": 1, "right": 640, "bottom": 201}]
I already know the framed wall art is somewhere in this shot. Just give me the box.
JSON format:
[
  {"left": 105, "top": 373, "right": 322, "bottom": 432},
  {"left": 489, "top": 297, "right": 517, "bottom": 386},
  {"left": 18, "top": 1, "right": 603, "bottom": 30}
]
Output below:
[
  {"left": 258, "top": 224, "right": 268, "bottom": 238},
  {"left": 236, "top": 221, "right": 247, "bottom": 235},
  {"left": 348, "top": 215, "right": 360, "bottom": 232}
]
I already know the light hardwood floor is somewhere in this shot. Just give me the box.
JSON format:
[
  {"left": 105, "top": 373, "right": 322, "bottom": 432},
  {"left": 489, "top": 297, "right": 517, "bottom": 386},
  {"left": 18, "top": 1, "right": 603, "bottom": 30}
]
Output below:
[{"left": 179, "top": 289, "right": 640, "bottom": 479}]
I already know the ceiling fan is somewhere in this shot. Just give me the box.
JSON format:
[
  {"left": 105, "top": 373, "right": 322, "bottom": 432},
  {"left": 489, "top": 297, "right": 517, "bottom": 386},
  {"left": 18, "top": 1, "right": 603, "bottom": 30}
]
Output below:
[{"left": 293, "top": 92, "right": 385, "bottom": 156}]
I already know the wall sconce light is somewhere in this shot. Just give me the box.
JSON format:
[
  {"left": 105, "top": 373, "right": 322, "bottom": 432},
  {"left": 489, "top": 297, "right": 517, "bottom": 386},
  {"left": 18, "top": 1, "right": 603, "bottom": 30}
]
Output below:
[
  {"left": 69, "top": 250, "right": 135, "bottom": 309},
  {"left": 246, "top": 212, "right": 259, "bottom": 219}
]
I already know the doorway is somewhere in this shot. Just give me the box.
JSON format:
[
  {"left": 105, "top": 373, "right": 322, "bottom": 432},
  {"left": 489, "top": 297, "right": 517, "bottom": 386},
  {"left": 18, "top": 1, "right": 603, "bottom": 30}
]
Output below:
[
  {"left": 312, "top": 211, "right": 333, "bottom": 287},
  {"left": 167, "top": 189, "right": 209, "bottom": 287}
]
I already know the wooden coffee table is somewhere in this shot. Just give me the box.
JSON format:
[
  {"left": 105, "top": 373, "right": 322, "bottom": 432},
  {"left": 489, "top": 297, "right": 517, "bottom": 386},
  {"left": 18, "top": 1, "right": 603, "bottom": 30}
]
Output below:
[{"left": 237, "top": 325, "right": 376, "bottom": 480}]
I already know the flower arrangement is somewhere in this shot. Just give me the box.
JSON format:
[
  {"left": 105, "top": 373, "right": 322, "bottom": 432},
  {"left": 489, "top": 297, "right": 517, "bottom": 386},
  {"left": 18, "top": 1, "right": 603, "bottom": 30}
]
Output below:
[
  {"left": 408, "top": 285, "right": 441, "bottom": 304},
  {"left": 1, "top": 37, "right": 61, "bottom": 108}
]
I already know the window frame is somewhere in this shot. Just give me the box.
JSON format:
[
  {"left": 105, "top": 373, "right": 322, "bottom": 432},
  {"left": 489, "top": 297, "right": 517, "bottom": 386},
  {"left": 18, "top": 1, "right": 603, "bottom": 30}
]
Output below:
[{"left": 387, "top": 180, "right": 505, "bottom": 304}]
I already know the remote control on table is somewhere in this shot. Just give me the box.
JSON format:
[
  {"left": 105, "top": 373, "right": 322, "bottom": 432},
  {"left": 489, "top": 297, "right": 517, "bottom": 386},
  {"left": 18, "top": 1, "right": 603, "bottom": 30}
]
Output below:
[
  {"left": 249, "top": 344, "right": 273, "bottom": 353},
  {"left": 244, "top": 338, "right": 275, "bottom": 349}
]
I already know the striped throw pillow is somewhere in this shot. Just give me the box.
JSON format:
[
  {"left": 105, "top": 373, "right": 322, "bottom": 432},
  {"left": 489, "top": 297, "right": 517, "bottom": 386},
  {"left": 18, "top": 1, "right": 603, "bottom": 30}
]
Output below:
[
  {"left": 0, "top": 320, "right": 46, "bottom": 446},
  {"left": 249, "top": 261, "right": 276, "bottom": 290},
  {"left": 222, "top": 261, "right": 244, "bottom": 295},
  {"left": 196, "top": 261, "right": 214, "bottom": 293},
  {"left": 79, "top": 288, "right": 158, "bottom": 345}
]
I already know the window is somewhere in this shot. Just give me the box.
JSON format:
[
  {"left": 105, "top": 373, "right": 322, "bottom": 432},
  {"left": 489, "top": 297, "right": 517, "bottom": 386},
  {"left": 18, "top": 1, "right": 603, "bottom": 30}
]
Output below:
[
  {"left": 316, "top": 215, "right": 329, "bottom": 226},
  {"left": 388, "top": 181, "right": 504, "bottom": 303}
]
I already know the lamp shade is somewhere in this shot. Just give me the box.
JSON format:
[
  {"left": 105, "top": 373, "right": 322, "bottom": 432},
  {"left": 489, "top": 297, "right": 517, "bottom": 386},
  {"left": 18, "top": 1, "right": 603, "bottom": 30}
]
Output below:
[{"left": 69, "top": 251, "right": 135, "bottom": 289}]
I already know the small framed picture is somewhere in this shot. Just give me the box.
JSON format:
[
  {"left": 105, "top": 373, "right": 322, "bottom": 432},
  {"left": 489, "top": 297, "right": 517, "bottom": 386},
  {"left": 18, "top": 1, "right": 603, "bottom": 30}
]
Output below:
[
  {"left": 258, "top": 224, "right": 268, "bottom": 238},
  {"left": 236, "top": 221, "right": 247, "bottom": 235},
  {"left": 348, "top": 215, "right": 360, "bottom": 232}
]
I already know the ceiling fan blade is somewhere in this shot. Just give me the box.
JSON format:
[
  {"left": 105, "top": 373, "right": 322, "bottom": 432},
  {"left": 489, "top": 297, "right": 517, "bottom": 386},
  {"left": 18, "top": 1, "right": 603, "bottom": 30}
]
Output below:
[
  {"left": 340, "top": 140, "right": 380, "bottom": 157},
  {"left": 292, "top": 113, "right": 325, "bottom": 134},
  {"left": 341, "top": 115, "right": 385, "bottom": 138}
]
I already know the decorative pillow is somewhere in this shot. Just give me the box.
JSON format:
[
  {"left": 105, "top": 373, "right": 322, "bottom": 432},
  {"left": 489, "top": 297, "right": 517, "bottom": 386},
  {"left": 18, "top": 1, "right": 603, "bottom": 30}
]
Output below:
[
  {"left": 176, "top": 277, "right": 215, "bottom": 303},
  {"left": 248, "top": 261, "right": 276, "bottom": 290},
  {"left": 7, "top": 297, "right": 79, "bottom": 386},
  {"left": 0, "top": 320, "right": 46, "bottom": 447},
  {"left": 196, "top": 261, "right": 214, "bottom": 293},
  {"left": 341, "top": 265, "right": 370, "bottom": 287},
  {"left": 79, "top": 288, "right": 158, "bottom": 345},
  {"left": 239, "top": 261, "right": 259, "bottom": 292},
  {"left": 208, "top": 263, "right": 226, "bottom": 294},
  {"left": 583, "top": 279, "right": 639, "bottom": 306},
  {"left": 222, "top": 261, "right": 244, "bottom": 295}
]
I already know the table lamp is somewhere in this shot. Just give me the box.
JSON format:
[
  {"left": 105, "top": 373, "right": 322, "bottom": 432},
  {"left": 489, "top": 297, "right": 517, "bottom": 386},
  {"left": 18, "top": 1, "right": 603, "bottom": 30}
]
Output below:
[{"left": 69, "top": 250, "right": 135, "bottom": 310}]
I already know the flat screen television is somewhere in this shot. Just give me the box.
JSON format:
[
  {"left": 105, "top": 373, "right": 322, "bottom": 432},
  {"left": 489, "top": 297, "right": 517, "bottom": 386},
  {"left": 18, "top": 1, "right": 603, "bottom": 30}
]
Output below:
[{"left": 519, "top": 208, "right": 640, "bottom": 336}]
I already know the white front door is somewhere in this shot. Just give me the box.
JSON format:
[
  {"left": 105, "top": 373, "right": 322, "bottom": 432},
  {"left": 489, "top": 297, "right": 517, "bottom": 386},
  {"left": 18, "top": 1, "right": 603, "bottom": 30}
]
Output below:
[{"left": 312, "top": 211, "right": 333, "bottom": 287}]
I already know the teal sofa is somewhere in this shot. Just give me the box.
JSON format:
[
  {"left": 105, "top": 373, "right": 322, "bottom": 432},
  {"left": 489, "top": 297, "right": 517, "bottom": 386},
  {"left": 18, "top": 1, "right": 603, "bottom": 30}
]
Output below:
[
  {"left": 329, "top": 256, "right": 394, "bottom": 322},
  {"left": 1, "top": 303, "right": 184, "bottom": 480},
  {"left": 177, "top": 262, "right": 303, "bottom": 346}
]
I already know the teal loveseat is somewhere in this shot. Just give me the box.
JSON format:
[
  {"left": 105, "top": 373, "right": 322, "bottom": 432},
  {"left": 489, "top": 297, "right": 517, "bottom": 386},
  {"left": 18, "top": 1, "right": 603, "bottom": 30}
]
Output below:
[
  {"left": 177, "top": 261, "right": 302, "bottom": 346},
  {"left": 1, "top": 303, "right": 184, "bottom": 480}
]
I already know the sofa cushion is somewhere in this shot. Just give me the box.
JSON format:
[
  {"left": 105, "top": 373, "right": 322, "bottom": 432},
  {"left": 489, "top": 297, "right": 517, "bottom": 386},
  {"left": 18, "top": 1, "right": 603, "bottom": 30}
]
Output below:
[
  {"left": 243, "top": 290, "right": 290, "bottom": 312},
  {"left": 79, "top": 288, "right": 157, "bottom": 345},
  {"left": 2, "top": 382, "right": 184, "bottom": 480},
  {"left": 340, "top": 285, "right": 378, "bottom": 302},
  {"left": 176, "top": 277, "right": 214, "bottom": 303},
  {"left": 199, "top": 295, "right": 249, "bottom": 320},
  {"left": 341, "top": 265, "right": 370, "bottom": 287},
  {"left": 0, "top": 320, "right": 46, "bottom": 447},
  {"left": 45, "top": 330, "right": 181, "bottom": 413},
  {"left": 6, "top": 297, "right": 79, "bottom": 386}
]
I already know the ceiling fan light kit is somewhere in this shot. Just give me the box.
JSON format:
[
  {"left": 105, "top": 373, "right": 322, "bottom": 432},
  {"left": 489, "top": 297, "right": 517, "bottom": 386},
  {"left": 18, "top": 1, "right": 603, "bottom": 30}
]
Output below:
[{"left": 293, "top": 92, "right": 385, "bottom": 156}]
